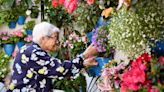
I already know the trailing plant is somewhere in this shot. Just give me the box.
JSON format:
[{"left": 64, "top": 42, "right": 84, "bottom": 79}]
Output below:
[{"left": 0, "top": 50, "right": 11, "bottom": 80}]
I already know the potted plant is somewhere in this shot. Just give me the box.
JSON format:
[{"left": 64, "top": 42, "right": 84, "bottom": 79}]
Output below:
[
  {"left": 0, "top": 32, "right": 15, "bottom": 56},
  {"left": 0, "top": 8, "right": 18, "bottom": 29},
  {"left": 24, "top": 20, "right": 35, "bottom": 35},
  {"left": 72, "top": 1, "right": 101, "bottom": 33},
  {"left": 29, "top": 6, "right": 40, "bottom": 18},
  {"left": 11, "top": 30, "right": 27, "bottom": 49},
  {"left": 16, "top": 0, "right": 28, "bottom": 25},
  {"left": 45, "top": 3, "right": 74, "bottom": 29}
]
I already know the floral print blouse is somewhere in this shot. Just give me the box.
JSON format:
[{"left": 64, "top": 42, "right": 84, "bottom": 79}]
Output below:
[{"left": 7, "top": 43, "right": 84, "bottom": 92}]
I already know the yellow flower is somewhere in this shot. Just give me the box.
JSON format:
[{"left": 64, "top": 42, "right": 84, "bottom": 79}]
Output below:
[
  {"left": 38, "top": 67, "right": 47, "bottom": 74},
  {"left": 26, "top": 72, "right": 33, "bottom": 78},
  {"left": 101, "top": 7, "right": 113, "bottom": 18},
  {"left": 9, "top": 83, "right": 15, "bottom": 90},
  {"left": 56, "top": 66, "right": 65, "bottom": 73}
]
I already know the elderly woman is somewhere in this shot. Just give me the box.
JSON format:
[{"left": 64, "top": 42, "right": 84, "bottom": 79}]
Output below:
[{"left": 7, "top": 22, "right": 98, "bottom": 92}]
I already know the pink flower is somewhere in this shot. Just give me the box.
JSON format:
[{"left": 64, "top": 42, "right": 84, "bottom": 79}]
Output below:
[
  {"left": 67, "top": 0, "right": 77, "bottom": 14},
  {"left": 97, "top": 77, "right": 113, "bottom": 92},
  {"left": 12, "top": 31, "right": 24, "bottom": 37},
  {"left": 158, "top": 56, "right": 164, "bottom": 65},
  {"left": 86, "top": 0, "right": 94, "bottom": 5},
  {"left": 52, "top": 0, "right": 58, "bottom": 8},
  {"left": 64, "top": 0, "right": 72, "bottom": 8},
  {"left": 2, "top": 36, "right": 9, "bottom": 40},
  {"left": 24, "top": 35, "right": 33, "bottom": 42}
]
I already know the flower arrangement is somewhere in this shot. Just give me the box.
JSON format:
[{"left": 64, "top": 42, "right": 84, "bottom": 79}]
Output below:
[
  {"left": 0, "top": 50, "right": 11, "bottom": 80},
  {"left": 98, "top": 53, "right": 164, "bottom": 92}
]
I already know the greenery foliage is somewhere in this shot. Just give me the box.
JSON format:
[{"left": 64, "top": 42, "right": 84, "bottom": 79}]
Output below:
[
  {"left": 24, "top": 20, "right": 36, "bottom": 30},
  {"left": 0, "top": 50, "right": 11, "bottom": 80}
]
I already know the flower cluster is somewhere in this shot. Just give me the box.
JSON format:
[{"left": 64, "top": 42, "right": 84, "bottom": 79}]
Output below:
[
  {"left": 11, "top": 30, "right": 27, "bottom": 43},
  {"left": 24, "top": 35, "right": 33, "bottom": 43},
  {"left": 52, "top": 0, "right": 95, "bottom": 13},
  {"left": 52, "top": 0, "right": 78, "bottom": 13},
  {"left": 121, "top": 53, "right": 151, "bottom": 92},
  {"left": 98, "top": 53, "right": 164, "bottom": 92},
  {"left": 62, "top": 32, "right": 88, "bottom": 58},
  {"left": 92, "top": 28, "right": 110, "bottom": 52},
  {"left": 0, "top": 32, "right": 15, "bottom": 44}
]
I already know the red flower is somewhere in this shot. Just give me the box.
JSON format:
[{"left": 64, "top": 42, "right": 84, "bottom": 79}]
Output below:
[
  {"left": 86, "top": 0, "right": 94, "bottom": 5},
  {"left": 59, "top": 0, "right": 65, "bottom": 5},
  {"left": 52, "top": 0, "right": 58, "bottom": 8},
  {"left": 158, "top": 56, "right": 164, "bottom": 65},
  {"left": 120, "top": 53, "right": 149, "bottom": 91},
  {"left": 140, "top": 53, "right": 151, "bottom": 61}
]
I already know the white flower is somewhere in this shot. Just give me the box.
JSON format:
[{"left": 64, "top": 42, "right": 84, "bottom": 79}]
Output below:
[
  {"left": 26, "top": 10, "right": 31, "bottom": 16},
  {"left": 77, "top": 38, "right": 82, "bottom": 42},
  {"left": 68, "top": 44, "right": 74, "bottom": 49},
  {"left": 39, "top": 79, "right": 46, "bottom": 88}
]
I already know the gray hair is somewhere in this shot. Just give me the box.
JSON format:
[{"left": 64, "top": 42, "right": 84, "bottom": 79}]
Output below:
[{"left": 32, "top": 22, "right": 60, "bottom": 44}]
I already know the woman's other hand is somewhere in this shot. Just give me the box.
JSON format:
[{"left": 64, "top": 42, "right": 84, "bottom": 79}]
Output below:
[
  {"left": 83, "top": 56, "right": 98, "bottom": 67},
  {"left": 83, "top": 44, "right": 98, "bottom": 59}
]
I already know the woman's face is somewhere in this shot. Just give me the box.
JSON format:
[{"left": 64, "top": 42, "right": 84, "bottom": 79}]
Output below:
[{"left": 40, "top": 32, "right": 60, "bottom": 52}]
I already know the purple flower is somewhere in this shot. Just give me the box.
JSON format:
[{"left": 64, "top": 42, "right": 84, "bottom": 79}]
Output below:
[{"left": 91, "top": 28, "right": 107, "bottom": 52}]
